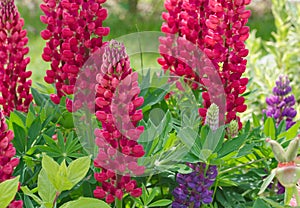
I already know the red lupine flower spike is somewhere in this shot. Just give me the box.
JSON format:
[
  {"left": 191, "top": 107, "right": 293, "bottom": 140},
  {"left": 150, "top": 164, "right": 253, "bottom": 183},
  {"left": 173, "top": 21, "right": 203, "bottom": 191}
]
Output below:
[
  {"left": 0, "top": 109, "right": 22, "bottom": 207},
  {"left": 93, "top": 40, "right": 145, "bottom": 204},
  {"left": 159, "top": 0, "right": 251, "bottom": 129},
  {"left": 40, "top": 0, "right": 109, "bottom": 109},
  {"left": 0, "top": 0, "right": 32, "bottom": 116}
]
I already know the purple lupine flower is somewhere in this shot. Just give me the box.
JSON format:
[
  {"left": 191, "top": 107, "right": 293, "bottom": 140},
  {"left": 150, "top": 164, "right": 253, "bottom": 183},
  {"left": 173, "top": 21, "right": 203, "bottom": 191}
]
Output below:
[
  {"left": 172, "top": 163, "right": 217, "bottom": 208},
  {"left": 263, "top": 75, "right": 297, "bottom": 130},
  {"left": 0, "top": 0, "right": 33, "bottom": 116}
]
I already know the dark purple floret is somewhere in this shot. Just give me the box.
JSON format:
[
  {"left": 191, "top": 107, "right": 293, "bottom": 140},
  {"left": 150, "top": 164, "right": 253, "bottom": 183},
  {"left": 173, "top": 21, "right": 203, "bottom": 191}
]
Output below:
[
  {"left": 263, "top": 75, "right": 297, "bottom": 130},
  {"left": 172, "top": 162, "right": 218, "bottom": 207}
]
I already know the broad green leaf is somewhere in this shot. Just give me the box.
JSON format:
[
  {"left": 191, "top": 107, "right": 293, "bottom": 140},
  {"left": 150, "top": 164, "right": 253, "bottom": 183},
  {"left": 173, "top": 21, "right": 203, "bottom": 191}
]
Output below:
[
  {"left": 252, "top": 113, "right": 260, "bottom": 128},
  {"left": 264, "top": 117, "right": 276, "bottom": 140},
  {"left": 145, "top": 188, "right": 158, "bottom": 206},
  {"left": 253, "top": 198, "right": 271, "bottom": 208},
  {"left": 285, "top": 120, "right": 300, "bottom": 140},
  {"left": 28, "top": 118, "right": 42, "bottom": 142},
  {"left": 11, "top": 123, "right": 26, "bottom": 153},
  {"left": 217, "top": 133, "right": 247, "bottom": 158},
  {"left": 9, "top": 111, "right": 25, "bottom": 129},
  {"left": 203, "top": 126, "right": 225, "bottom": 152},
  {"left": 57, "top": 160, "right": 73, "bottom": 192},
  {"left": 42, "top": 154, "right": 60, "bottom": 191},
  {"left": 148, "top": 199, "right": 172, "bottom": 207},
  {"left": 26, "top": 111, "right": 35, "bottom": 128},
  {"left": 21, "top": 186, "right": 43, "bottom": 205},
  {"left": 60, "top": 197, "right": 110, "bottom": 208},
  {"left": 67, "top": 156, "right": 91, "bottom": 186},
  {"left": 38, "top": 169, "right": 56, "bottom": 204},
  {"left": 258, "top": 170, "right": 276, "bottom": 195},
  {"left": 0, "top": 176, "right": 20, "bottom": 208}
]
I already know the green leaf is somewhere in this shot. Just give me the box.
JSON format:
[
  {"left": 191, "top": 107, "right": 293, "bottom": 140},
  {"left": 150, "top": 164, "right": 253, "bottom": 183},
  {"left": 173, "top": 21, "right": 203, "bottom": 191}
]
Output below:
[
  {"left": 217, "top": 133, "right": 247, "bottom": 158},
  {"left": 203, "top": 126, "right": 225, "bottom": 152},
  {"left": 38, "top": 169, "right": 56, "bottom": 204},
  {"left": 285, "top": 120, "right": 300, "bottom": 140},
  {"left": 253, "top": 198, "right": 271, "bottom": 208},
  {"left": 42, "top": 154, "right": 60, "bottom": 191},
  {"left": 60, "top": 197, "right": 110, "bottom": 208},
  {"left": 0, "top": 176, "right": 20, "bottom": 208},
  {"left": 258, "top": 170, "right": 276, "bottom": 195},
  {"left": 21, "top": 186, "right": 43, "bottom": 205},
  {"left": 67, "top": 156, "right": 91, "bottom": 186},
  {"left": 57, "top": 160, "right": 73, "bottom": 192},
  {"left": 9, "top": 111, "right": 25, "bottom": 129},
  {"left": 148, "top": 199, "right": 172, "bottom": 207},
  {"left": 264, "top": 117, "right": 276, "bottom": 140},
  {"left": 31, "top": 87, "right": 48, "bottom": 106},
  {"left": 145, "top": 188, "right": 158, "bottom": 205},
  {"left": 11, "top": 123, "right": 26, "bottom": 153},
  {"left": 26, "top": 111, "right": 36, "bottom": 128},
  {"left": 252, "top": 113, "right": 261, "bottom": 128}
]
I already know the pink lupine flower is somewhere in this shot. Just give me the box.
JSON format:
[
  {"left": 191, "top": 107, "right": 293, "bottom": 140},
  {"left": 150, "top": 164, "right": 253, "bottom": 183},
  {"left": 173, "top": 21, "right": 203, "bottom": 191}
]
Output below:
[
  {"left": 159, "top": 0, "right": 251, "bottom": 129},
  {"left": 0, "top": 109, "right": 22, "bottom": 207},
  {"left": 0, "top": 0, "right": 32, "bottom": 116},
  {"left": 93, "top": 40, "right": 145, "bottom": 204},
  {"left": 40, "top": 0, "right": 110, "bottom": 109}
]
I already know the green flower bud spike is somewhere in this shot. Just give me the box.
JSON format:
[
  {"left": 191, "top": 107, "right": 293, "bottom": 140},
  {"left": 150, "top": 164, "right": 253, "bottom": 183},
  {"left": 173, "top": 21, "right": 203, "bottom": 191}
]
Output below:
[
  {"left": 205, "top": 103, "right": 219, "bottom": 131},
  {"left": 226, "top": 120, "right": 239, "bottom": 138},
  {"left": 266, "top": 138, "right": 287, "bottom": 163}
]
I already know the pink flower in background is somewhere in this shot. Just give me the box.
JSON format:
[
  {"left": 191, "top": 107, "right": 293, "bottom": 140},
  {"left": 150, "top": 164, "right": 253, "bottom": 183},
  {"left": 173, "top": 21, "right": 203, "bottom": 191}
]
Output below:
[
  {"left": 93, "top": 40, "right": 145, "bottom": 203},
  {"left": 0, "top": 0, "right": 33, "bottom": 116},
  {"left": 0, "top": 109, "right": 22, "bottom": 207},
  {"left": 40, "top": 0, "right": 110, "bottom": 110},
  {"left": 159, "top": 0, "right": 251, "bottom": 129}
]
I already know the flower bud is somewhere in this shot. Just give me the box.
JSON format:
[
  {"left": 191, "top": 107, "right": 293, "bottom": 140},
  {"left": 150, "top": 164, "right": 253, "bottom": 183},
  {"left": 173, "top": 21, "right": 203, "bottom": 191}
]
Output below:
[
  {"left": 286, "top": 136, "right": 300, "bottom": 161},
  {"left": 205, "top": 103, "right": 219, "bottom": 131},
  {"left": 266, "top": 138, "right": 287, "bottom": 162}
]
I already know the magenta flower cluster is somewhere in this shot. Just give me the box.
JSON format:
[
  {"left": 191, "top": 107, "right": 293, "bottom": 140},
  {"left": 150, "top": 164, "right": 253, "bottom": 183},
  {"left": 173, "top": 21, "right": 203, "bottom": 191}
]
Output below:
[
  {"left": 40, "top": 0, "right": 110, "bottom": 109},
  {"left": 0, "top": 109, "right": 22, "bottom": 208},
  {"left": 93, "top": 41, "right": 145, "bottom": 204},
  {"left": 263, "top": 75, "right": 297, "bottom": 130},
  {"left": 0, "top": 0, "right": 32, "bottom": 116},
  {"left": 158, "top": 0, "right": 251, "bottom": 129}
]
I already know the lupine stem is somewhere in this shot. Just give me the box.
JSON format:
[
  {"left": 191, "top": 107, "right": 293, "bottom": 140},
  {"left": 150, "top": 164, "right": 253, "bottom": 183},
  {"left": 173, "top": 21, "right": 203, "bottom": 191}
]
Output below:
[{"left": 115, "top": 199, "right": 123, "bottom": 208}]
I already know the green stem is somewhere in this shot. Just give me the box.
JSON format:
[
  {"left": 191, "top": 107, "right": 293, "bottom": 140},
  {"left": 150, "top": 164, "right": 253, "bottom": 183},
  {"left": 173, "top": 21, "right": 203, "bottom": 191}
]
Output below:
[
  {"left": 115, "top": 199, "right": 123, "bottom": 208},
  {"left": 52, "top": 192, "right": 60, "bottom": 208},
  {"left": 284, "top": 186, "right": 294, "bottom": 205},
  {"left": 219, "top": 158, "right": 265, "bottom": 175}
]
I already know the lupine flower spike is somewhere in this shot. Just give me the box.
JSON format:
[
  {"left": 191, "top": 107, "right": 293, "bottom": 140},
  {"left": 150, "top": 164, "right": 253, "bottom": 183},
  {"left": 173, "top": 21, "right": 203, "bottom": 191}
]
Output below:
[
  {"left": 93, "top": 40, "right": 145, "bottom": 204},
  {"left": 40, "top": 0, "right": 110, "bottom": 110},
  {"left": 172, "top": 163, "right": 218, "bottom": 208},
  {"left": 0, "top": 109, "right": 22, "bottom": 207},
  {"left": 172, "top": 103, "right": 219, "bottom": 207},
  {"left": 159, "top": 0, "right": 251, "bottom": 129},
  {"left": 0, "top": 0, "right": 33, "bottom": 116},
  {"left": 263, "top": 75, "right": 297, "bottom": 130},
  {"left": 259, "top": 136, "right": 300, "bottom": 206}
]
